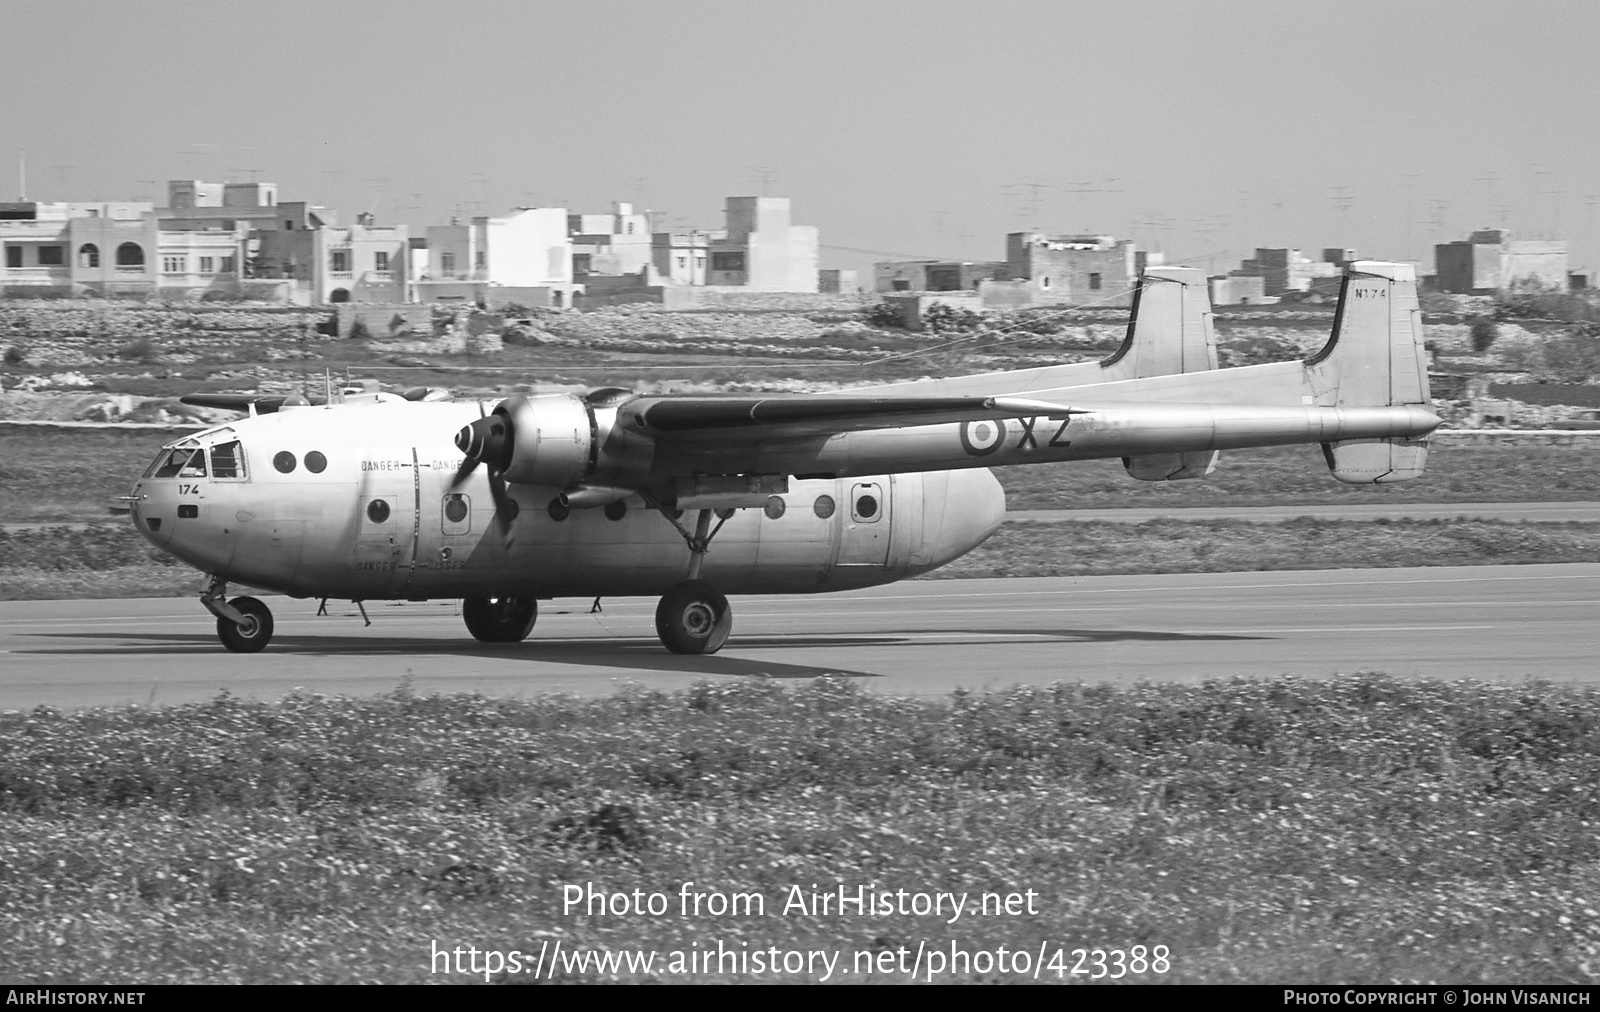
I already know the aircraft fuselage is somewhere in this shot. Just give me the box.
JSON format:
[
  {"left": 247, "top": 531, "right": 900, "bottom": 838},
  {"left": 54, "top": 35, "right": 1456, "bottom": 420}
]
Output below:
[{"left": 129, "top": 402, "right": 1006, "bottom": 602}]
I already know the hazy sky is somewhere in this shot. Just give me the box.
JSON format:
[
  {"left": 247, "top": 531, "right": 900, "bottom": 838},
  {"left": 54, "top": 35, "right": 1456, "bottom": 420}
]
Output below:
[{"left": 7, "top": 0, "right": 1599, "bottom": 275}]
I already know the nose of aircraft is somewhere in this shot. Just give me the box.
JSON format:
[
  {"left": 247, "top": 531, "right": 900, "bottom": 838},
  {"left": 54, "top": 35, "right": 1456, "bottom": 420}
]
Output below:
[{"left": 925, "top": 467, "right": 1006, "bottom": 570}]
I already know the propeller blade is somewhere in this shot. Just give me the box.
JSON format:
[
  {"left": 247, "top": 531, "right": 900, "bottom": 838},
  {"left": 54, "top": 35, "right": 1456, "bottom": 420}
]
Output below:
[
  {"left": 449, "top": 456, "right": 479, "bottom": 490},
  {"left": 488, "top": 468, "right": 515, "bottom": 533}
]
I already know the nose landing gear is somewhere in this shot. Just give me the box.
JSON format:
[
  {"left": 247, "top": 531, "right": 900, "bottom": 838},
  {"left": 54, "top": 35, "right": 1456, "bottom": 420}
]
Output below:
[{"left": 200, "top": 577, "right": 274, "bottom": 653}]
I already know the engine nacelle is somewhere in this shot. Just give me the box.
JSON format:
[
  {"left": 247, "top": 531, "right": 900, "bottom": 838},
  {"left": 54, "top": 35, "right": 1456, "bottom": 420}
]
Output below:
[{"left": 493, "top": 394, "right": 597, "bottom": 488}]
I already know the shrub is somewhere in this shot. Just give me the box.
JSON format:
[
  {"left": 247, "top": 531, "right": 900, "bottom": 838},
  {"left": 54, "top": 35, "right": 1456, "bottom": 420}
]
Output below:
[
  {"left": 3, "top": 345, "right": 24, "bottom": 366},
  {"left": 116, "top": 338, "right": 161, "bottom": 363},
  {"left": 864, "top": 302, "right": 904, "bottom": 328},
  {"left": 1469, "top": 316, "right": 1500, "bottom": 352},
  {"left": 922, "top": 301, "right": 985, "bottom": 333}
]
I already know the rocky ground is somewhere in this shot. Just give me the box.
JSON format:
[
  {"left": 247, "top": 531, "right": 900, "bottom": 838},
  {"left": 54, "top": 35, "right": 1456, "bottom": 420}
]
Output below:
[{"left": 0, "top": 295, "right": 1597, "bottom": 426}]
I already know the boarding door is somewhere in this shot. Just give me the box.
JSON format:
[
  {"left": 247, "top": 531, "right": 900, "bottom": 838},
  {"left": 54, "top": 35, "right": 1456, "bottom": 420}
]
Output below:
[{"left": 835, "top": 480, "right": 890, "bottom": 566}]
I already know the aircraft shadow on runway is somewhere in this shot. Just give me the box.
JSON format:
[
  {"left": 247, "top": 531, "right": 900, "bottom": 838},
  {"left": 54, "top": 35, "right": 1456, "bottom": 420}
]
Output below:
[{"left": 20, "top": 625, "right": 1268, "bottom": 681}]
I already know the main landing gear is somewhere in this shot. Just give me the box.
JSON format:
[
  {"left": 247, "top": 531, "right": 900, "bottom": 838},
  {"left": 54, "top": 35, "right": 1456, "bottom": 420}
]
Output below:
[
  {"left": 653, "top": 507, "right": 735, "bottom": 655},
  {"left": 462, "top": 596, "right": 538, "bottom": 643},
  {"left": 201, "top": 577, "right": 274, "bottom": 653}
]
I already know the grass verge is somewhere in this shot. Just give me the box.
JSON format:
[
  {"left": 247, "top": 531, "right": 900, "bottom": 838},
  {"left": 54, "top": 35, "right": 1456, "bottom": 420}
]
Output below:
[{"left": 1, "top": 676, "right": 1596, "bottom": 983}]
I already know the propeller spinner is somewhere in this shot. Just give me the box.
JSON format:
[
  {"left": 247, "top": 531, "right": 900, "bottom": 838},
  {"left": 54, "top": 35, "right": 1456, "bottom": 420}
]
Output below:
[{"left": 452, "top": 410, "right": 518, "bottom": 530}]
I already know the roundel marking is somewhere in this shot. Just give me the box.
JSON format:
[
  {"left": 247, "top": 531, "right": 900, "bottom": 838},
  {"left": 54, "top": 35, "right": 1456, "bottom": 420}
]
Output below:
[{"left": 959, "top": 419, "right": 1005, "bottom": 456}]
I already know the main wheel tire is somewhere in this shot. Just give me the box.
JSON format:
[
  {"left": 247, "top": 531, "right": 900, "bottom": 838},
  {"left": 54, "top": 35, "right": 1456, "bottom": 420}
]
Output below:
[
  {"left": 217, "top": 596, "right": 274, "bottom": 653},
  {"left": 462, "top": 596, "right": 538, "bottom": 643},
  {"left": 655, "top": 580, "right": 732, "bottom": 655}
]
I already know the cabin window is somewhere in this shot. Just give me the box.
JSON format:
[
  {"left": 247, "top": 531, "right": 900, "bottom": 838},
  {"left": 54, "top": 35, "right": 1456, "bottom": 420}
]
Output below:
[
  {"left": 367, "top": 499, "right": 391, "bottom": 524},
  {"left": 854, "top": 493, "right": 879, "bottom": 521},
  {"left": 149, "top": 446, "right": 206, "bottom": 479},
  {"left": 764, "top": 496, "right": 786, "bottom": 520},
  {"left": 273, "top": 451, "right": 297, "bottom": 473},
  {"left": 210, "top": 440, "right": 245, "bottom": 479},
  {"left": 813, "top": 494, "right": 835, "bottom": 519},
  {"left": 304, "top": 450, "right": 327, "bottom": 473}
]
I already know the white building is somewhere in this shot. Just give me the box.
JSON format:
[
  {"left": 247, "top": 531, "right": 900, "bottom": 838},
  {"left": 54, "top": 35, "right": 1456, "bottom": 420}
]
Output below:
[
  {"left": 417, "top": 207, "right": 578, "bottom": 307},
  {"left": 570, "top": 202, "right": 653, "bottom": 276},
  {"left": 1, "top": 200, "right": 246, "bottom": 298}
]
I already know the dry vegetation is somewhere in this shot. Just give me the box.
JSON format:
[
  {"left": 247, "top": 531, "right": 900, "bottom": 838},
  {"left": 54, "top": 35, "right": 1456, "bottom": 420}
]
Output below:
[{"left": 2, "top": 676, "right": 1597, "bottom": 983}]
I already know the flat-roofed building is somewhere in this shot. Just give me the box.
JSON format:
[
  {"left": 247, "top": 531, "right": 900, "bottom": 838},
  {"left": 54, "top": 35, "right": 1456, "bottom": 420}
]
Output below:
[
  {"left": 1435, "top": 229, "right": 1570, "bottom": 294},
  {"left": 1004, "top": 232, "right": 1139, "bottom": 306}
]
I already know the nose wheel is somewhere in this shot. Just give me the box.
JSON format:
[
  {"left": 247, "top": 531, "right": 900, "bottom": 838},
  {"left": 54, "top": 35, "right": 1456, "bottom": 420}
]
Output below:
[
  {"left": 655, "top": 579, "right": 732, "bottom": 655},
  {"left": 217, "top": 596, "right": 274, "bottom": 653},
  {"left": 200, "top": 578, "right": 275, "bottom": 653}
]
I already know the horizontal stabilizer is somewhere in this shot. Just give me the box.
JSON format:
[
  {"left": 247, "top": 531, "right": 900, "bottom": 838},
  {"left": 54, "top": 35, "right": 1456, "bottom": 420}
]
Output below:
[
  {"left": 1323, "top": 438, "right": 1430, "bottom": 484},
  {"left": 1123, "top": 450, "right": 1220, "bottom": 481}
]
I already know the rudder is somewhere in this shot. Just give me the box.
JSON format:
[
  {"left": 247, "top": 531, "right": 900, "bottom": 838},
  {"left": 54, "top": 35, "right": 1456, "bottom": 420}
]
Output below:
[{"left": 1308, "top": 262, "right": 1433, "bottom": 483}]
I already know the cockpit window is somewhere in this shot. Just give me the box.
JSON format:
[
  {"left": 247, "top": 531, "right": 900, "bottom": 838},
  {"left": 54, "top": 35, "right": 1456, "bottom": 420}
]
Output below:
[
  {"left": 147, "top": 446, "right": 207, "bottom": 479},
  {"left": 210, "top": 440, "right": 245, "bottom": 479}
]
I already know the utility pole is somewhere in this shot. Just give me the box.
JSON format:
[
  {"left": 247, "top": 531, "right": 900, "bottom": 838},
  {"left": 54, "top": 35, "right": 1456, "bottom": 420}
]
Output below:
[
  {"left": 1401, "top": 173, "right": 1422, "bottom": 262},
  {"left": 752, "top": 166, "right": 778, "bottom": 196}
]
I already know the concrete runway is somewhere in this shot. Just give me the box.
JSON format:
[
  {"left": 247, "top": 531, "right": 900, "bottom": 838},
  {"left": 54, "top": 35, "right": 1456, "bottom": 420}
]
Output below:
[{"left": 3, "top": 563, "right": 1598, "bottom": 709}]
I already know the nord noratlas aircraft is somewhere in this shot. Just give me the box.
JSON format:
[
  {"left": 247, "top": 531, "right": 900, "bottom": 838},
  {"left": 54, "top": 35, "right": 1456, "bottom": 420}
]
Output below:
[{"left": 128, "top": 262, "right": 1437, "bottom": 655}]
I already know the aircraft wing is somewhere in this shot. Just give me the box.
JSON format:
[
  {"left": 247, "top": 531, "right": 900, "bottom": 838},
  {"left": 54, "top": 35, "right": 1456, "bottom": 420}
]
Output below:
[
  {"left": 179, "top": 393, "right": 301, "bottom": 413},
  {"left": 615, "top": 393, "right": 1082, "bottom": 442}
]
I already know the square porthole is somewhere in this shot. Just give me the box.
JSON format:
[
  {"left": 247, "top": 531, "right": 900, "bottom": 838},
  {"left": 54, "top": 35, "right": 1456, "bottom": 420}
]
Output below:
[{"left": 178, "top": 504, "right": 199, "bottom": 519}]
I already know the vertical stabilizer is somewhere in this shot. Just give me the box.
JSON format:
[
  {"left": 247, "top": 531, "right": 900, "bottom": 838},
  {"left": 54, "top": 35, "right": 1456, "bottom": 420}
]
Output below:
[
  {"left": 1309, "top": 262, "right": 1433, "bottom": 483},
  {"left": 1115, "top": 267, "right": 1222, "bottom": 479},
  {"left": 862, "top": 266, "right": 1217, "bottom": 399},
  {"left": 1100, "top": 266, "right": 1217, "bottom": 380}
]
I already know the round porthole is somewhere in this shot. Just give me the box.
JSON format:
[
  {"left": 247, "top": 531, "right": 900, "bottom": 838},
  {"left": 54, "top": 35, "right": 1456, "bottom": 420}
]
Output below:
[
  {"left": 814, "top": 494, "right": 835, "bottom": 519},
  {"left": 855, "top": 494, "right": 878, "bottom": 519},
  {"left": 305, "top": 450, "right": 327, "bottom": 474},
  {"left": 445, "top": 495, "right": 468, "bottom": 523},
  {"left": 367, "top": 499, "right": 390, "bottom": 524},
  {"left": 604, "top": 499, "right": 628, "bottom": 521},
  {"left": 500, "top": 498, "right": 519, "bottom": 522},
  {"left": 273, "top": 451, "right": 296, "bottom": 473},
  {"left": 547, "top": 498, "right": 570, "bottom": 522},
  {"left": 764, "top": 495, "right": 786, "bottom": 520}
]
